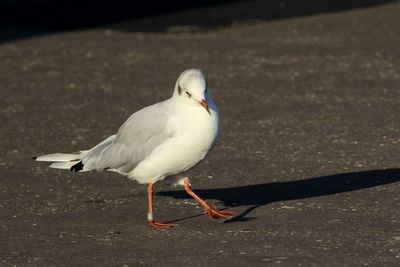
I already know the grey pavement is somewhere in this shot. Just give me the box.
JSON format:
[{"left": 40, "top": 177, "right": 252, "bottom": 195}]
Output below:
[{"left": 1, "top": 2, "right": 400, "bottom": 266}]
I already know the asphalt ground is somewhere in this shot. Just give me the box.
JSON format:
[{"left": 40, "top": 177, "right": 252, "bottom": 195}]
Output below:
[{"left": 1, "top": 2, "right": 400, "bottom": 266}]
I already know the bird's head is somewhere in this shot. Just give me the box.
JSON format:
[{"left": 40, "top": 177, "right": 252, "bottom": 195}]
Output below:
[{"left": 173, "top": 68, "right": 211, "bottom": 115}]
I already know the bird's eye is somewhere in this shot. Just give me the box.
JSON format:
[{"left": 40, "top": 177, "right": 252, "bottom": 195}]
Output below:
[{"left": 185, "top": 91, "right": 192, "bottom": 98}]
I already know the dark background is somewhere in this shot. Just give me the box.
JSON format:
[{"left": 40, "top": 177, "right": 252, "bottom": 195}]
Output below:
[{"left": 0, "top": 0, "right": 397, "bottom": 40}]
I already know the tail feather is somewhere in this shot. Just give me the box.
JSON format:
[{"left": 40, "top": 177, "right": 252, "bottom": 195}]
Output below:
[
  {"left": 34, "top": 134, "right": 117, "bottom": 173},
  {"left": 34, "top": 152, "right": 87, "bottom": 162},
  {"left": 70, "top": 161, "right": 85, "bottom": 172},
  {"left": 34, "top": 151, "right": 88, "bottom": 171},
  {"left": 49, "top": 161, "right": 78, "bottom": 170}
]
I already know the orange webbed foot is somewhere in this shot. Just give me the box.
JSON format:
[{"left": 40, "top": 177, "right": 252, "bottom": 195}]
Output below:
[
  {"left": 147, "top": 220, "right": 177, "bottom": 229},
  {"left": 206, "top": 209, "right": 235, "bottom": 219}
]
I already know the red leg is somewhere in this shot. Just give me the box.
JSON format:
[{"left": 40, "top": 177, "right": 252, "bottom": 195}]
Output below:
[
  {"left": 146, "top": 183, "right": 176, "bottom": 229},
  {"left": 183, "top": 178, "right": 235, "bottom": 219}
]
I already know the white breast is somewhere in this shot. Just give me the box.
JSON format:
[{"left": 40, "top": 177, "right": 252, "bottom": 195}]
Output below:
[{"left": 129, "top": 98, "right": 219, "bottom": 184}]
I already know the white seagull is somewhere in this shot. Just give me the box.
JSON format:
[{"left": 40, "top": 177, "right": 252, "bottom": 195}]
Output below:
[{"left": 34, "top": 68, "right": 234, "bottom": 228}]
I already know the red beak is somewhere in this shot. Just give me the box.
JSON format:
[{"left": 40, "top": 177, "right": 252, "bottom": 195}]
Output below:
[{"left": 201, "top": 99, "right": 211, "bottom": 115}]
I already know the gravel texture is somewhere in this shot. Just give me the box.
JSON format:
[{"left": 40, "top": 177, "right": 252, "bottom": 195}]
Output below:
[{"left": 1, "top": 2, "right": 399, "bottom": 266}]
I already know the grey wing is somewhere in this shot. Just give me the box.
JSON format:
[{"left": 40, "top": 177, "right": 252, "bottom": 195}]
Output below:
[{"left": 83, "top": 102, "right": 173, "bottom": 172}]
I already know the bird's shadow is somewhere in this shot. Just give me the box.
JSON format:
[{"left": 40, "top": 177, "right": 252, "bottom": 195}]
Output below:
[{"left": 157, "top": 169, "right": 400, "bottom": 223}]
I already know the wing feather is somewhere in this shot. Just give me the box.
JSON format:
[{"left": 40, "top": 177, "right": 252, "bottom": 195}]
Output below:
[{"left": 83, "top": 101, "right": 174, "bottom": 172}]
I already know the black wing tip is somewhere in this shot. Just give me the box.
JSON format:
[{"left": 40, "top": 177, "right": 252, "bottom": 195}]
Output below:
[
  {"left": 32, "top": 156, "right": 37, "bottom": 160},
  {"left": 70, "top": 161, "right": 84, "bottom": 172}
]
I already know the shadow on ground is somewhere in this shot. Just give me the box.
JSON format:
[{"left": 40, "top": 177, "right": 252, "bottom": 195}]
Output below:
[
  {"left": 0, "top": 0, "right": 396, "bottom": 42},
  {"left": 158, "top": 169, "right": 400, "bottom": 223}
]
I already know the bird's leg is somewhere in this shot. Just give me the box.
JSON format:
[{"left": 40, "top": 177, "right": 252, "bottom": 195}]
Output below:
[
  {"left": 183, "top": 178, "right": 235, "bottom": 219},
  {"left": 146, "top": 183, "right": 176, "bottom": 229}
]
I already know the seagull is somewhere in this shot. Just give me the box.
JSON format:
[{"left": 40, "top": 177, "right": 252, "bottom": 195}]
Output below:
[{"left": 34, "top": 68, "right": 234, "bottom": 228}]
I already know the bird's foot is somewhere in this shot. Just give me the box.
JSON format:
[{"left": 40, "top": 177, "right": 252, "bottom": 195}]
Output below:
[
  {"left": 205, "top": 208, "right": 235, "bottom": 219},
  {"left": 147, "top": 220, "right": 177, "bottom": 229}
]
